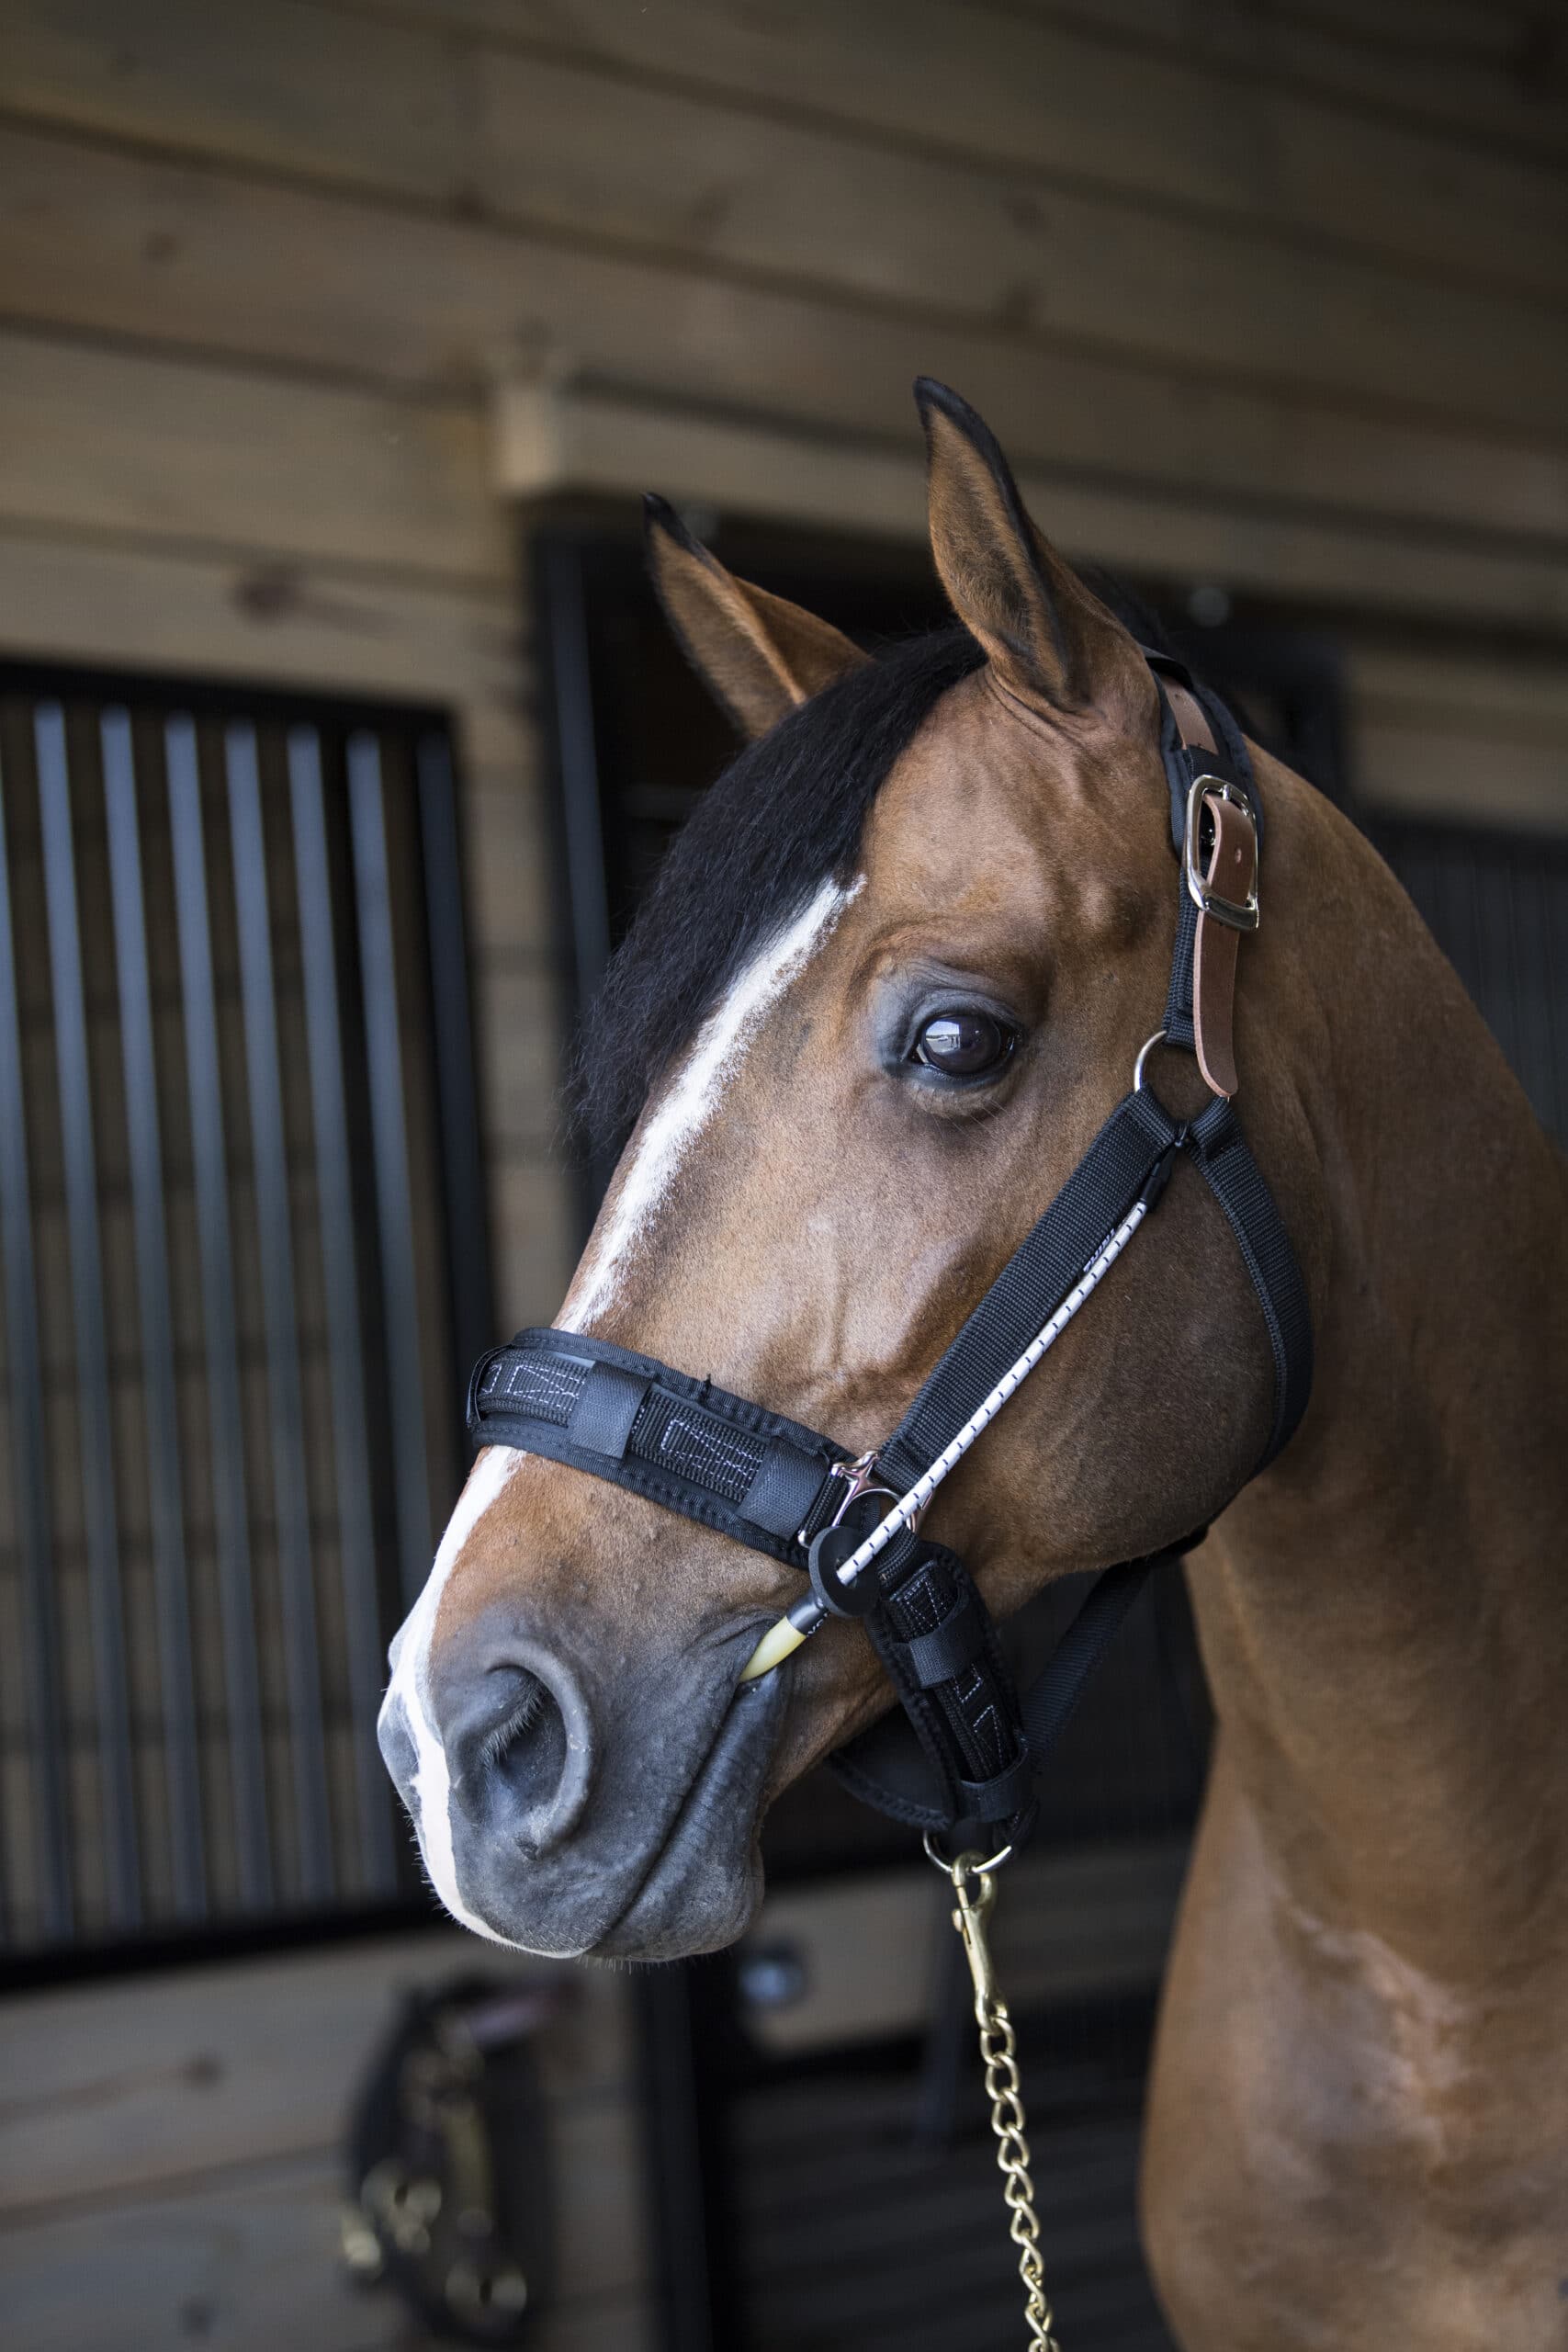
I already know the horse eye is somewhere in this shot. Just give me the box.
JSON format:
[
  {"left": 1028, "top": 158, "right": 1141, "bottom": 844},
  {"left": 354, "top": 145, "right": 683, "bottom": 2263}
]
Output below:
[{"left": 909, "top": 1009, "right": 1015, "bottom": 1078}]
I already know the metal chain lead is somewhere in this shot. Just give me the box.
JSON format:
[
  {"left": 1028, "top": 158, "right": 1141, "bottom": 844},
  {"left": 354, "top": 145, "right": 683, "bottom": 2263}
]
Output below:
[{"left": 933, "top": 1844, "right": 1061, "bottom": 2352}]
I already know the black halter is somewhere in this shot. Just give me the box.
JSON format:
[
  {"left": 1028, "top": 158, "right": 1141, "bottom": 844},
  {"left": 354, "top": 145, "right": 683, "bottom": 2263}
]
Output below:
[{"left": 467, "top": 653, "right": 1312, "bottom": 1849}]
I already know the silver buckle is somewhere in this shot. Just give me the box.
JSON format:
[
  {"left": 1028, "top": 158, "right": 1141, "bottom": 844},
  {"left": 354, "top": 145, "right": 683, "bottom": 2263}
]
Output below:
[{"left": 1183, "top": 775, "right": 1258, "bottom": 933}]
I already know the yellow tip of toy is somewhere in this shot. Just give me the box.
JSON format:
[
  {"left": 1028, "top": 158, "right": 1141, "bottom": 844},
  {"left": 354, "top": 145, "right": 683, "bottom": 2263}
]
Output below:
[{"left": 739, "top": 1615, "right": 807, "bottom": 1681}]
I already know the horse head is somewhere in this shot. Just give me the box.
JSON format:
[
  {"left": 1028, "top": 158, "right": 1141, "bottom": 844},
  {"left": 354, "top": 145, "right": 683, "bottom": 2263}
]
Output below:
[{"left": 378, "top": 381, "right": 1325, "bottom": 1957}]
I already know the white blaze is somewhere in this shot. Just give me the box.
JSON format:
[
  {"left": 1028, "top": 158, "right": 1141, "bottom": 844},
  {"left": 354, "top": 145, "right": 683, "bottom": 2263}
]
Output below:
[
  {"left": 561, "top": 876, "right": 860, "bottom": 1333},
  {"left": 379, "top": 1444, "right": 525, "bottom": 1944},
  {"left": 384, "top": 876, "right": 859, "bottom": 1938}
]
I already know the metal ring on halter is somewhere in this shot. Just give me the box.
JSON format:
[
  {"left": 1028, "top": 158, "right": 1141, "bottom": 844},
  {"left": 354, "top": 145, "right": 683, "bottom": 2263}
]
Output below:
[
  {"left": 1133, "top": 1027, "right": 1168, "bottom": 1092},
  {"left": 923, "top": 1833, "right": 1014, "bottom": 1878}
]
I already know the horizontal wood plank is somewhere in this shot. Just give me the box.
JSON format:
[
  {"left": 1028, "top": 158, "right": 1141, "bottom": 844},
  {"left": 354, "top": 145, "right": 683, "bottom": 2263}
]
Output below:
[
  {"left": 502, "top": 385, "right": 1568, "bottom": 630},
  {"left": 988, "top": 0, "right": 1568, "bottom": 165},
  {"left": 0, "top": 522, "right": 519, "bottom": 707},
  {"left": 1338, "top": 641, "right": 1568, "bottom": 824},
  {"left": 1, "top": 20, "right": 1563, "bottom": 435},
  {"left": 0, "top": 327, "right": 508, "bottom": 585},
  {"left": 0, "top": 2143, "right": 649, "bottom": 2352},
  {"left": 1354, "top": 717, "right": 1568, "bottom": 828},
  {"left": 454, "top": 46, "right": 1568, "bottom": 439},
  {"left": 292, "top": 0, "right": 1568, "bottom": 299},
  {"left": 1348, "top": 646, "right": 1568, "bottom": 737},
  {"left": 0, "top": 1929, "right": 632, "bottom": 2212},
  {"left": 3, "top": 121, "right": 1563, "bottom": 550}
]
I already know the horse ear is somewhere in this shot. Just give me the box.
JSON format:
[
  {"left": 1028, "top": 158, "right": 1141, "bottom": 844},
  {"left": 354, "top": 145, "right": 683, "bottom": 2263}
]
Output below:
[
  {"left": 915, "top": 379, "right": 1137, "bottom": 716},
  {"left": 644, "top": 495, "right": 870, "bottom": 739}
]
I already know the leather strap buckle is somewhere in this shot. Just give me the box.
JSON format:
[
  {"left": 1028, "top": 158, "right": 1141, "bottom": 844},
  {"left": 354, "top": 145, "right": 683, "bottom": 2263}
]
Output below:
[{"left": 1184, "top": 775, "right": 1258, "bottom": 932}]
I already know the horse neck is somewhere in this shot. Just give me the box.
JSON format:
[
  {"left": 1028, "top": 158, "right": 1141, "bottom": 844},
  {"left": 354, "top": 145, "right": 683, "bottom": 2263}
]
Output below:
[{"left": 1193, "top": 775, "right": 1568, "bottom": 1973}]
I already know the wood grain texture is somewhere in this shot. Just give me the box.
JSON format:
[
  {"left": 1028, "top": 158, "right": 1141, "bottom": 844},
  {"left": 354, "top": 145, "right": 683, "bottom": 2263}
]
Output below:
[
  {"left": 0, "top": 1931, "right": 632, "bottom": 2213},
  {"left": 282, "top": 0, "right": 1568, "bottom": 299},
  {"left": 982, "top": 0, "right": 1568, "bottom": 164},
  {"left": 264, "top": 34, "right": 1568, "bottom": 435},
  {"left": 0, "top": 522, "right": 519, "bottom": 702},
  {"left": 3, "top": 120, "right": 1563, "bottom": 552},
  {"left": 0, "top": 2144, "right": 649, "bottom": 2352},
  {"left": 0, "top": 27, "right": 1562, "bottom": 435},
  {"left": 499, "top": 385, "right": 1568, "bottom": 628},
  {"left": 0, "top": 328, "right": 507, "bottom": 584}
]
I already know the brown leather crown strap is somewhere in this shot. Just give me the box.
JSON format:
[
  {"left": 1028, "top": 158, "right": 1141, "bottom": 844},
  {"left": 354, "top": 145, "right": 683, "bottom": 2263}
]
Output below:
[
  {"left": 1164, "top": 678, "right": 1258, "bottom": 1101},
  {"left": 1191, "top": 796, "right": 1256, "bottom": 1096}
]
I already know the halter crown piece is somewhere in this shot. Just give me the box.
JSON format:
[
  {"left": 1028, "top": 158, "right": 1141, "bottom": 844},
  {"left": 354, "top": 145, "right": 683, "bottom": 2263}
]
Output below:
[{"left": 467, "top": 649, "right": 1313, "bottom": 1852}]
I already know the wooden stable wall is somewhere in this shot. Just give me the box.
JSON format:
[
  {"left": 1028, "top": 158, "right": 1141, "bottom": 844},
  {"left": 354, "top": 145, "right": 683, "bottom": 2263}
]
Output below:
[
  {"left": 0, "top": 6, "right": 1563, "bottom": 1293},
  {"left": 0, "top": 6, "right": 1564, "bottom": 2349},
  {"left": 0, "top": 1928, "right": 651, "bottom": 2351}
]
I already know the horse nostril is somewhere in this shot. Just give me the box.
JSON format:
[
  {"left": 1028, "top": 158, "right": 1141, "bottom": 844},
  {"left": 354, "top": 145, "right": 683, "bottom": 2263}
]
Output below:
[
  {"left": 479, "top": 1671, "right": 567, "bottom": 1815},
  {"left": 448, "top": 1653, "right": 593, "bottom": 1855}
]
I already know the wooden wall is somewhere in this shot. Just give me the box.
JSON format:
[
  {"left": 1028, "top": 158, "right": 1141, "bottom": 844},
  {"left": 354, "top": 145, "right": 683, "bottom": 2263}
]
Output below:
[
  {"left": 0, "top": 6, "right": 1563, "bottom": 2347},
  {"left": 0, "top": 1928, "right": 652, "bottom": 2351},
  {"left": 0, "top": 6, "right": 1563, "bottom": 1329}
]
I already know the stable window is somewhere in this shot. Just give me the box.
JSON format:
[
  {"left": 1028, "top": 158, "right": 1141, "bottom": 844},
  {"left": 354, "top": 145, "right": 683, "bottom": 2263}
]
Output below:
[{"left": 0, "top": 666, "right": 490, "bottom": 1960}]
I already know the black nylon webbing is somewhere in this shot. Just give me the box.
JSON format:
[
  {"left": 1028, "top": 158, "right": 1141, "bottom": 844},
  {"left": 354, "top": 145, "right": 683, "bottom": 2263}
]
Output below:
[
  {"left": 878, "top": 1088, "right": 1180, "bottom": 1493},
  {"left": 1188, "top": 1097, "right": 1314, "bottom": 1467},
  {"left": 468, "top": 1329, "right": 845, "bottom": 1567}
]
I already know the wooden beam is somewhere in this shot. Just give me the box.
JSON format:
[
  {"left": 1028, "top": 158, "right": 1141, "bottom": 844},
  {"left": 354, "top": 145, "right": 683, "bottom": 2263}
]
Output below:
[
  {"left": 2, "top": 123, "right": 1563, "bottom": 548},
  {"left": 0, "top": 328, "right": 508, "bottom": 586},
  {"left": 496, "top": 383, "right": 1568, "bottom": 632},
  {"left": 1348, "top": 644, "right": 1568, "bottom": 826},
  {"left": 0, "top": 522, "right": 519, "bottom": 705}
]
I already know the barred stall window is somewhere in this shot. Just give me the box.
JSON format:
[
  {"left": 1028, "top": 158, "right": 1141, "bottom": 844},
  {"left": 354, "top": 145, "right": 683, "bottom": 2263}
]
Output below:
[{"left": 0, "top": 668, "right": 490, "bottom": 1958}]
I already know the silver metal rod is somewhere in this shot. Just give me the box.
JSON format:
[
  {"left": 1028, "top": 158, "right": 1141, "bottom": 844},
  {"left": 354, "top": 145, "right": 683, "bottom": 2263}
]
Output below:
[
  {"left": 101, "top": 708, "right": 207, "bottom": 1917},
  {"left": 347, "top": 732, "right": 433, "bottom": 1611},
  {"left": 0, "top": 737, "right": 73, "bottom": 1942},
  {"left": 166, "top": 715, "right": 273, "bottom": 1909},
  {"left": 287, "top": 725, "right": 395, "bottom": 1893},
  {"left": 35, "top": 703, "right": 141, "bottom": 1927},
  {"left": 225, "top": 722, "right": 333, "bottom": 1903}
]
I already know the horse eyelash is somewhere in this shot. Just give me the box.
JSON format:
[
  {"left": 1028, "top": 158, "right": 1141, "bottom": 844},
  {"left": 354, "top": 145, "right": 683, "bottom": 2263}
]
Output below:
[{"left": 479, "top": 1677, "right": 548, "bottom": 1764}]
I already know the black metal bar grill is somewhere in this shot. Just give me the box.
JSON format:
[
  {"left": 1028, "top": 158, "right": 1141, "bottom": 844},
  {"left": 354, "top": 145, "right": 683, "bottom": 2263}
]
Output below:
[
  {"left": 166, "top": 709, "right": 273, "bottom": 1913},
  {"left": 0, "top": 667, "right": 491, "bottom": 1959},
  {"left": 101, "top": 709, "right": 206, "bottom": 1920}
]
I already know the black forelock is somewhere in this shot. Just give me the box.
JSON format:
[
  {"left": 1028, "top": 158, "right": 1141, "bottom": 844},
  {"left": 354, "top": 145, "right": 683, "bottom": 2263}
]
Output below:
[{"left": 573, "top": 625, "right": 987, "bottom": 1157}]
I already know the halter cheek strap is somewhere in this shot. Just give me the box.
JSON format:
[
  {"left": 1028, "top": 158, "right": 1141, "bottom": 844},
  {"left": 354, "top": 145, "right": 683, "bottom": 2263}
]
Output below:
[{"left": 465, "top": 654, "right": 1314, "bottom": 1848}]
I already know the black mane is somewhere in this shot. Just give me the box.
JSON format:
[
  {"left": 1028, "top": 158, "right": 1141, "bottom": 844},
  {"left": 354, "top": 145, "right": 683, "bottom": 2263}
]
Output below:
[
  {"left": 572, "top": 571, "right": 1177, "bottom": 1158},
  {"left": 574, "top": 626, "right": 987, "bottom": 1155}
]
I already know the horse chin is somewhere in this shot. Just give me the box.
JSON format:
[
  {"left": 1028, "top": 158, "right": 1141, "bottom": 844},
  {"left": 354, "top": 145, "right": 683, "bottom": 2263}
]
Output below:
[{"left": 589, "top": 1667, "right": 787, "bottom": 1961}]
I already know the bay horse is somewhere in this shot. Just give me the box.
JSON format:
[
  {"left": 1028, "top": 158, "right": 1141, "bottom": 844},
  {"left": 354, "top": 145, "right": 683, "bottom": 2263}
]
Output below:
[{"left": 380, "top": 382, "right": 1568, "bottom": 2347}]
